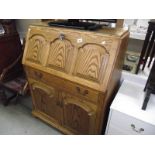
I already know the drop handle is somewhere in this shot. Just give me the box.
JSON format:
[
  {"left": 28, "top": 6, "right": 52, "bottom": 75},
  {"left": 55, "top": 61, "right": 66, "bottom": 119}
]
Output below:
[
  {"left": 131, "top": 124, "right": 144, "bottom": 133},
  {"left": 76, "top": 87, "right": 89, "bottom": 96},
  {"left": 59, "top": 33, "right": 65, "bottom": 41}
]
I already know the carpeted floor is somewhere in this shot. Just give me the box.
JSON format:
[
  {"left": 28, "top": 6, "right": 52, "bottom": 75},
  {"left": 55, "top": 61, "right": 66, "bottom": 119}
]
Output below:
[{"left": 0, "top": 96, "right": 62, "bottom": 135}]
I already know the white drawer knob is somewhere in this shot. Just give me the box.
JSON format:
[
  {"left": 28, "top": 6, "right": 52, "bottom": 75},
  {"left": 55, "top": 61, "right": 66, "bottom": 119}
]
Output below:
[{"left": 131, "top": 124, "right": 144, "bottom": 133}]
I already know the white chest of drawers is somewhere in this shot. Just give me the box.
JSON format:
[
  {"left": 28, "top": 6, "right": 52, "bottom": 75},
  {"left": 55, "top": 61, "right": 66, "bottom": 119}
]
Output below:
[{"left": 105, "top": 79, "right": 155, "bottom": 135}]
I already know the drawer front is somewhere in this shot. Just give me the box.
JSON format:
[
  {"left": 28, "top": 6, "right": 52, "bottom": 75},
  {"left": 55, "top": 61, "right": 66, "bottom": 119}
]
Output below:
[
  {"left": 25, "top": 67, "right": 100, "bottom": 104},
  {"left": 107, "top": 124, "right": 128, "bottom": 135},
  {"left": 107, "top": 110, "right": 155, "bottom": 135},
  {"left": 66, "top": 82, "right": 99, "bottom": 104}
]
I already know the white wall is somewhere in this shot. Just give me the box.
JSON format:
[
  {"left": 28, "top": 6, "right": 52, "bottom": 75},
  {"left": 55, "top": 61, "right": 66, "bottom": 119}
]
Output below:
[
  {"left": 15, "top": 19, "right": 41, "bottom": 39},
  {"left": 124, "top": 19, "right": 150, "bottom": 53}
]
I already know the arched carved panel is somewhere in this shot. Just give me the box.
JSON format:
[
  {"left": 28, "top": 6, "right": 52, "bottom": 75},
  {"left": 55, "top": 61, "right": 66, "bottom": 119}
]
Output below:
[
  {"left": 62, "top": 93, "right": 96, "bottom": 134},
  {"left": 26, "top": 35, "right": 46, "bottom": 65},
  {"left": 31, "top": 82, "right": 63, "bottom": 124},
  {"left": 74, "top": 44, "right": 109, "bottom": 83},
  {"left": 46, "top": 38, "right": 74, "bottom": 73},
  {"left": 100, "top": 39, "right": 113, "bottom": 51}
]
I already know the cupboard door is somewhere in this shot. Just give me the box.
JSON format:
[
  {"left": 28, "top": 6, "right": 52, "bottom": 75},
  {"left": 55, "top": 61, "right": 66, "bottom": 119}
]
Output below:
[
  {"left": 74, "top": 43, "right": 109, "bottom": 84},
  {"left": 31, "top": 82, "right": 63, "bottom": 125},
  {"left": 61, "top": 93, "right": 96, "bottom": 134}
]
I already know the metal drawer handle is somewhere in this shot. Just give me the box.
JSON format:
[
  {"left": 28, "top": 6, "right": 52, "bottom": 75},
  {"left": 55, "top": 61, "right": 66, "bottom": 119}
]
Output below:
[
  {"left": 59, "top": 33, "right": 65, "bottom": 41},
  {"left": 76, "top": 87, "right": 89, "bottom": 96},
  {"left": 131, "top": 124, "right": 144, "bottom": 133},
  {"left": 34, "top": 71, "right": 43, "bottom": 79}
]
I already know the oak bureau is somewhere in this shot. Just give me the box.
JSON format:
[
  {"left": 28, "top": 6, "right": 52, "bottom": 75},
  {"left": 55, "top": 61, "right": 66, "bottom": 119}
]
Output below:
[{"left": 22, "top": 23, "right": 129, "bottom": 134}]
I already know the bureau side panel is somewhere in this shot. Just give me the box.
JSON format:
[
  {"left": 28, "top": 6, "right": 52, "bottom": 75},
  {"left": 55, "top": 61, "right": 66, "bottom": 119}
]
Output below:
[{"left": 95, "top": 32, "right": 129, "bottom": 134}]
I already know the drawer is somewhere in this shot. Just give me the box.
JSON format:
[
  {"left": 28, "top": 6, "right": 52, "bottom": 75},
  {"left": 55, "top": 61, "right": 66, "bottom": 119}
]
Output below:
[
  {"left": 65, "top": 82, "right": 99, "bottom": 104},
  {"left": 107, "top": 110, "right": 155, "bottom": 135},
  {"left": 107, "top": 124, "right": 128, "bottom": 135},
  {"left": 25, "top": 67, "right": 100, "bottom": 104}
]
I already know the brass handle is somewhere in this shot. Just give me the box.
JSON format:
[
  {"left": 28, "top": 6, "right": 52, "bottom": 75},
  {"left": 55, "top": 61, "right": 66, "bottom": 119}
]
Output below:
[
  {"left": 59, "top": 33, "right": 65, "bottom": 41},
  {"left": 131, "top": 124, "right": 144, "bottom": 133},
  {"left": 34, "top": 71, "right": 43, "bottom": 79},
  {"left": 76, "top": 87, "right": 88, "bottom": 96}
]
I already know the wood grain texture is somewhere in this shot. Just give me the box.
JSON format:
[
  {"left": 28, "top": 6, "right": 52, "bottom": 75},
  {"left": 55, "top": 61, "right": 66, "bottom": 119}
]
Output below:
[
  {"left": 30, "top": 81, "right": 63, "bottom": 125},
  {"left": 26, "top": 34, "right": 47, "bottom": 65},
  {"left": 116, "top": 19, "right": 124, "bottom": 28},
  {"left": 61, "top": 92, "right": 96, "bottom": 134},
  {"left": 96, "top": 32, "right": 130, "bottom": 133},
  {"left": 23, "top": 26, "right": 127, "bottom": 92},
  {"left": 46, "top": 38, "right": 74, "bottom": 72},
  {"left": 32, "top": 110, "right": 74, "bottom": 135},
  {"left": 25, "top": 67, "right": 99, "bottom": 104},
  {"left": 74, "top": 43, "right": 109, "bottom": 83},
  {"left": 23, "top": 25, "right": 129, "bottom": 134}
]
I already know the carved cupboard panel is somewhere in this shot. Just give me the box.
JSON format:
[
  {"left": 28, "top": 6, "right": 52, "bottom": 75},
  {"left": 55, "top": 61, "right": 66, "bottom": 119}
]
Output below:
[
  {"left": 61, "top": 92, "right": 96, "bottom": 134},
  {"left": 31, "top": 82, "right": 63, "bottom": 125},
  {"left": 30, "top": 81, "right": 96, "bottom": 134}
]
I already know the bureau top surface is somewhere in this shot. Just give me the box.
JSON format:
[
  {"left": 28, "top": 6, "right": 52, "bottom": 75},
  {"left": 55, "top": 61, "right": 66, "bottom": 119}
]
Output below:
[{"left": 29, "top": 22, "right": 128, "bottom": 38}]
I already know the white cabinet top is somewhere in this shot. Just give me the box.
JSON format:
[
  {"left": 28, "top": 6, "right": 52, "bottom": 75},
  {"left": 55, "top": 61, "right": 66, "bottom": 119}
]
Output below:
[
  {"left": 111, "top": 79, "right": 155, "bottom": 126},
  {"left": 129, "top": 32, "right": 146, "bottom": 40},
  {"left": 124, "top": 19, "right": 150, "bottom": 40}
]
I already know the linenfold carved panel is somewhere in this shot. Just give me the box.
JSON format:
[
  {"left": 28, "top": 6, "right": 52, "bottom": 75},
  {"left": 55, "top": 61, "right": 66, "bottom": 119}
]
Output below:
[
  {"left": 46, "top": 39, "right": 74, "bottom": 72},
  {"left": 26, "top": 34, "right": 46, "bottom": 65},
  {"left": 74, "top": 44, "right": 109, "bottom": 83}
]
